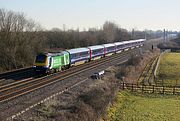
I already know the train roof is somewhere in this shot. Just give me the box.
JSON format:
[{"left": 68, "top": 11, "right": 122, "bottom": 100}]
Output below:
[
  {"left": 114, "top": 42, "right": 124, "bottom": 46},
  {"left": 61, "top": 51, "right": 69, "bottom": 55},
  {"left": 66, "top": 47, "right": 89, "bottom": 54},
  {"left": 137, "top": 39, "right": 146, "bottom": 42},
  {"left": 44, "top": 51, "right": 69, "bottom": 56},
  {"left": 132, "top": 39, "right": 146, "bottom": 42},
  {"left": 122, "top": 39, "right": 145, "bottom": 44},
  {"left": 122, "top": 40, "right": 132, "bottom": 44},
  {"left": 128, "top": 40, "right": 138, "bottom": 43},
  {"left": 103, "top": 43, "right": 115, "bottom": 48},
  {"left": 88, "top": 45, "right": 104, "bottom": 50}
]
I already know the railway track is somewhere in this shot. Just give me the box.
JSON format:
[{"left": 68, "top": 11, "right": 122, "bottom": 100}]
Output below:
[
  {"left": 0, "top": 67, "right": 34, "bottom": 86},
  {"left": 0, "top": 67, "right": 32, "bottom": 79},
  {"left": 137, "top": 55, "right": 159, "bottom": 85},
  {"left": 0, "top": 48, "right": 140, "bottom": 103}
]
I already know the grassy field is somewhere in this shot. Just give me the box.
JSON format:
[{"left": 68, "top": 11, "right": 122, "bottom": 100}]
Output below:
[
  {"left": 107, "top": 91, "right": 180, "bottom": 121},
  {"left": 156, "top": 52, "right": 180, "bottom": 86}
]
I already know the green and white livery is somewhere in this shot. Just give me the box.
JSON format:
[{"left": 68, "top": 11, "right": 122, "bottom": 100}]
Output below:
[{"left": 34, "top": 51, "right": 70, "bottom": 73}]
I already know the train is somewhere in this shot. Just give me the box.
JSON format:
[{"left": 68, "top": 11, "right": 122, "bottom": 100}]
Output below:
[{"left": 33, "top": 39, "right": 145, "bottom": 74}]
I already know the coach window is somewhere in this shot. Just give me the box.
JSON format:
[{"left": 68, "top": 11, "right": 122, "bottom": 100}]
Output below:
[
  {"left": 71, "top": 54, "right": 74, "bottom": 59},
  {"left": 81, "top": 52, "right": 87, "bottom": 57}
]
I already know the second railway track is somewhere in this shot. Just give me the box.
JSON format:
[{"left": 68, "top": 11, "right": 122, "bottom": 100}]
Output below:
[
  {"left": 0, "top": 67, "right": 35, "bottom": 86},
  {"left": 137, "top": 55, "right": 159, "bottom": 85}
]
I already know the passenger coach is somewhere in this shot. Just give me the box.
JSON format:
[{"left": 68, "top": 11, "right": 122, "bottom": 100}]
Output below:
[
  {"left": 66, "top": 48, "right": 90, "bottom": 66},
  {"left": 88, "top": 45, "right": 104, "bottom": 60},
  {"left": 103, "top": 43, "right": 116, "bottom": 56},
  {"left": 114, "top": 42, "right": 124, "bottom": 53}
]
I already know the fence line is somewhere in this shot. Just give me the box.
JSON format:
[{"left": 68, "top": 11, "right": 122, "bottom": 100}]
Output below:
[{"left": 120, "top": 82, "right": 180, "bottom": 95}]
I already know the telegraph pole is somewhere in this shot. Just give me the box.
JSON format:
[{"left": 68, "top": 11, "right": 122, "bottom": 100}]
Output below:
[
  {"left": 63, "top": 24, "right": 66, "bottom": 31},
  {"left": 166, "top": 30, "right": 168, "bottom": 41},
  {"left": 144, "top": 30, "right": 147, "bottom": 40},
  {"left": 132, "top": 29, "right": 135, "bottom": 39},
  {"left": 163, "top": 29, "right": 166, "bottom": 43}
]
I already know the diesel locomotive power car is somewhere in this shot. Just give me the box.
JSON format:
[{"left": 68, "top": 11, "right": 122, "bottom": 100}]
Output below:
[{"left": 33, "top": 39, "right": 145, "bottom": 74}]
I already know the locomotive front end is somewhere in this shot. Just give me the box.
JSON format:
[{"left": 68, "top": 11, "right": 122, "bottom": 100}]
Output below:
[{"left": 33, "top": 53, "right": 49, "bottom": 73}]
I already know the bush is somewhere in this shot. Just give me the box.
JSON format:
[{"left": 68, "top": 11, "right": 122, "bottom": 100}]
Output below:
[
  {"left": 115, "top": 66, "right": 127, "bottom": 79},
  {"left": 127, "top": 56, "right": 142, "bottom": 66}
]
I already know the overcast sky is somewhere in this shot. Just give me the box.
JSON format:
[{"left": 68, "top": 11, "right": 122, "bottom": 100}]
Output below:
[{"left": 1, "top": 0, "right": 180, "bottom": 31}]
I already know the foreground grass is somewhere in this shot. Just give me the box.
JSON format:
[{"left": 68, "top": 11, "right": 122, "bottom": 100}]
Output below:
[
  {"left": 107, "top": 91, "right": 180, "bottom": 121},
  {"left": 157, "top": 53, "right": 180, "bottom": 86}
]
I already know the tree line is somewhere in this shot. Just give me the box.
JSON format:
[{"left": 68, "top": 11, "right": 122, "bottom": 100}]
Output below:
[{"left": 0, "top": 8, "right": 164, "bottom": 72}]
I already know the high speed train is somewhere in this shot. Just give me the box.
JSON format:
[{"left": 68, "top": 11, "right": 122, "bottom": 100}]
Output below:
[{"left": 33, "top": 39, "right": 145, "bottom": 74}]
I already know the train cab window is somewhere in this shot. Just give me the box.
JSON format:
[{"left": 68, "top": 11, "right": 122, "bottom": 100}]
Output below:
[{"left": 35, "top": 54, "right": 46, "bottom": 63}]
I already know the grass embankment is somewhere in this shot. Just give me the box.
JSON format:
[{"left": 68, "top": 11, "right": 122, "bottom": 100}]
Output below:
[
  {"left": 107, "top": 91, "right": 180, "bottom": 121},
  {"left": 157, "top": 53, "right": 180, "bottom": 86}
]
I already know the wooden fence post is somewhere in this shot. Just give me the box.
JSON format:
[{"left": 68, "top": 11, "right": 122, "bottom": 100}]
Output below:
[
  {"left": 173, "top": 86, "right": 175, "bottom": 95},
  {"left": 131, "top": 83, "right": 133, "bottom": 92},
  {"left": 152, "top": 85, "right": 154, "bottom": 93},
  {"left": 153, "top": 75, "right": 155, "bottom": 82},
  {"left": 123, "top": 82, "right": 125, "bottom": 90},
  {"left": 163, "top": 86, "right": 164, "bottom": 94},
  {"left": 142, "top": 85, "right": 144, "bottom": 93}
]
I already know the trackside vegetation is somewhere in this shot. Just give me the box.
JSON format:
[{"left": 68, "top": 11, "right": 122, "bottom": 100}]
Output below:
[
  {"left": 157, "top": 53, "right": 180, "bottom": 86},
  {"left": 107, "top": 91, "right": 180, "bottom": 121}
]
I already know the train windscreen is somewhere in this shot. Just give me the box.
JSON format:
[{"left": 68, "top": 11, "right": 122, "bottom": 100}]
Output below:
[{"left": 35, "top": 54, "right": 46, "bottom": 63}]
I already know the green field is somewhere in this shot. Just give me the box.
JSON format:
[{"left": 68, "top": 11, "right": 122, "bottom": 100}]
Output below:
[
  {"left": 107, "top": 91, "right": 180, "bottom": 121},
  {"left": 157, "top": 53, "right": 180, "bottom": 86}
]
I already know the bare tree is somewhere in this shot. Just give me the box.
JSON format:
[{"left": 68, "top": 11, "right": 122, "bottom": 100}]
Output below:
[
  {"left": 0, "top": 8, "right": 46, "bottom": 71},
  {"left": 103, "top": 21, "right": 117, "bottom": 42}
]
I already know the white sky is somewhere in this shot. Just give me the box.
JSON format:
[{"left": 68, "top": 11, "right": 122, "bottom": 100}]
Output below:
[{"left": 1, "top": 0, "right": 180, "bottom": 31}]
